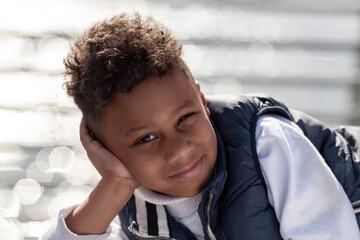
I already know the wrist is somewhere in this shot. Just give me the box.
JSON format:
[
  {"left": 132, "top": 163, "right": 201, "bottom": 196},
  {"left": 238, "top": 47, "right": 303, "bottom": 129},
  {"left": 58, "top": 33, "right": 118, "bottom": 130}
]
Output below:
[
  {"left": 100, "top": 176, "right": 138, "bottom": 196},
  {"left": 65, "top": 176, "right": 137, "bottom": 235}
]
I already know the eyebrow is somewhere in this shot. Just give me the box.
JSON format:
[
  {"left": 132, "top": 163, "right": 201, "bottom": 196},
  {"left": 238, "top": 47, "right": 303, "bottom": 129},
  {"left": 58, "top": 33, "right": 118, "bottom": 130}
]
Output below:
[
  {"left": 172, "top": 100, "right": 197, "bottom": 116},
  {"left": 125, "top": 124, "right": 150, "bottom": 137},
  {"left": 124, "top": 100, "right": 197, "bottom": 137}
]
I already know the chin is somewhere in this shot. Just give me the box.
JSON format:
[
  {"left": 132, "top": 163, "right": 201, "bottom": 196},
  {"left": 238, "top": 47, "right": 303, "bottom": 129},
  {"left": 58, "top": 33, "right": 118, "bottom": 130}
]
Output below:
[
  {"left": 173, "top": 184, "right": 204, "bottom": 198},
  {"left": 174, "top": 191, "right": 201, "bottom": 198}
]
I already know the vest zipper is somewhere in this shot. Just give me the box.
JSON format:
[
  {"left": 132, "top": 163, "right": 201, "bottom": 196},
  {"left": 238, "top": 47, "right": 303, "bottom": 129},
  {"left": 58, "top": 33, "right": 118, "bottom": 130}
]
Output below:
[
  {"left": 205, "top": 192, "right": 217, "bottom": 240},
  {"left": 352, "top": 200, "right": 360, "bottom": 214},
  {"left": 128, "top": 221, "right": 173, "bottom": 240}
]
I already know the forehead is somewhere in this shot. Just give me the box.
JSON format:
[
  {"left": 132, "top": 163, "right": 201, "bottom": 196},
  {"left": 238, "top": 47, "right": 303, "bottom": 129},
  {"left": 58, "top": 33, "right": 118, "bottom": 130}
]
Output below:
[
  {"left": 108, "top": 71, "right": 197, "bottom": 111},
  {"left": 101, "top": 71, "right": 200, "bottom": 139}
]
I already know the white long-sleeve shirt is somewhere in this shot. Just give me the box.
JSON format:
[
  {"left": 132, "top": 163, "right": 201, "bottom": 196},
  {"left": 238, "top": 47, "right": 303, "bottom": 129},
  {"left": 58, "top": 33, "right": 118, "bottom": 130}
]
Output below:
[{"left": 42, "top": 115, "right": 360, "bottom": 240}]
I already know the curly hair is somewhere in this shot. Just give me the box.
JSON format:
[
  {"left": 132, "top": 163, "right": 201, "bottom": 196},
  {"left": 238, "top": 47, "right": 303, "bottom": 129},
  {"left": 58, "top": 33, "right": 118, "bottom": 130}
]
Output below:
[{"left": 64, "top": 13, "right": 193, "bottom": 137}]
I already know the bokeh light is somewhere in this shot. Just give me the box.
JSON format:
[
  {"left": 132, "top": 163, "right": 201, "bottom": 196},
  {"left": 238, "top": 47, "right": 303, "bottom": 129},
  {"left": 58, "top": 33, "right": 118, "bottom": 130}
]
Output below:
[
  {"left": 14, "top": 178, "right": 43, "bottom": 205},
  {"left": 26, "top": 161, "right": 53, "bottom": 183},
  {"left": 0, "top": 215, "right": 24, "bottom": 240},
  {"left": 48, "top": 146, "right": 76, "bottom": 172},
  {"left": 0, "top": 189, "right": 21, "bottom": 218},
  {"left": 252, "top": 16, "right": 280, "bottom": 42}
]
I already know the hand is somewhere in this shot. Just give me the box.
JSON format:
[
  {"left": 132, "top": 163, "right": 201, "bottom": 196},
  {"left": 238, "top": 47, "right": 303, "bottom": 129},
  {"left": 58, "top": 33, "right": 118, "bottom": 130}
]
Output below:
[{"left": 79, "top": 118, "right": 140, "bottom": 190}]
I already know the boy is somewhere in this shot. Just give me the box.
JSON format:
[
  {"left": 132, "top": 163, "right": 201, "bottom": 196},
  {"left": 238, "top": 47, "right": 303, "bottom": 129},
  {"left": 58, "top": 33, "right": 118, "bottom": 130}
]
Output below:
[{"left": 42, "top": 13, "right": 360, "bottom": 239}]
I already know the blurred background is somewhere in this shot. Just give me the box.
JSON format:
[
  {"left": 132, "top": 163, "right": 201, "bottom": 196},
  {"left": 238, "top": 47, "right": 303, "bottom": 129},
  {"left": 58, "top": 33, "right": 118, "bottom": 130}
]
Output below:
[{"left": 0, "top": 0, "right": 359, "bottom": 239}]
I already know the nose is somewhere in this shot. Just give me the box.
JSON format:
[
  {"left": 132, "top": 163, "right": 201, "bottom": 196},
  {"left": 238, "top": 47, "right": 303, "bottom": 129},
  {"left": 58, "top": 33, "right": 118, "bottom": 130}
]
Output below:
[{"left": 164, "top": 133, "right": 194, "bottom": 163}]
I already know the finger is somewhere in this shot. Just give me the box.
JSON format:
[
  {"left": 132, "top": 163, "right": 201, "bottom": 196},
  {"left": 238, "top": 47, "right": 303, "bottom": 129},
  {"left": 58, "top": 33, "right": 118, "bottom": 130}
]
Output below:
[
  {"left": 79, "top": 118, "right": 96, "bottom": 146},
  {"left": 80, "top": 119, "right": 106, "bottom": 157}
]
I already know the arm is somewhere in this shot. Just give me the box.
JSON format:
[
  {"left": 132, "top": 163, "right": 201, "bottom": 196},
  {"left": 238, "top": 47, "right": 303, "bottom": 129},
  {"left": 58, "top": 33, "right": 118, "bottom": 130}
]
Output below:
[
  {"left": 65, "top": 177, "right": 134, "bottom": 235},
  {"left": 65, "top": 118, "right": 140, "bottom": 235},
  {"left": 41, "top": 205, "right": 129, "bottom": 240},
  {"left": 256, "top": 114, "right": 359, "bottom": 240}
]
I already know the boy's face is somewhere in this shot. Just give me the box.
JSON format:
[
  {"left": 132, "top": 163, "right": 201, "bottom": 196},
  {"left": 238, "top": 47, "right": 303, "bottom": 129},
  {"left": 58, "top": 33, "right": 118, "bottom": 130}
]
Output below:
[{"left": 101, "top": 71, "right": 218, "bottom": 197}]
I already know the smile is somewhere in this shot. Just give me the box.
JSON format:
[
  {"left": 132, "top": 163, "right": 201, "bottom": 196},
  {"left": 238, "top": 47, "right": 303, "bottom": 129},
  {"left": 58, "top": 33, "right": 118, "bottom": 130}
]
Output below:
[{"left": 170, "top": 156, "right": 203, "bottom": 179}]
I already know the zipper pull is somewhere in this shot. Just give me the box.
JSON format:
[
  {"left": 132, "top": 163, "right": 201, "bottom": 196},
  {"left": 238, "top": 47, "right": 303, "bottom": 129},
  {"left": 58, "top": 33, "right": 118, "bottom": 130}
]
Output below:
[{"left": 352, "top": 200, "right": 360, "bottom": 214}]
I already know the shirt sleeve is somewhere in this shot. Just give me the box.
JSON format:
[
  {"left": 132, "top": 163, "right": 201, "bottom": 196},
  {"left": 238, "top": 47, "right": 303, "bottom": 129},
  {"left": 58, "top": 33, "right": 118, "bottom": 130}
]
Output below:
[
  {"left": 41, "top": 205, "right": 129, "bottom": 240},
  {"left": 255, "top": 114, "right": 360, "bottom": 240}
]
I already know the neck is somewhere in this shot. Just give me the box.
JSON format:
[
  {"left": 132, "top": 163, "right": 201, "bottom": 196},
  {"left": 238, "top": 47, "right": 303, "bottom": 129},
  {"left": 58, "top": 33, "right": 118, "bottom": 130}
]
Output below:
[{"left": 135, "top": 187, "right": 202, "bottom": 218}]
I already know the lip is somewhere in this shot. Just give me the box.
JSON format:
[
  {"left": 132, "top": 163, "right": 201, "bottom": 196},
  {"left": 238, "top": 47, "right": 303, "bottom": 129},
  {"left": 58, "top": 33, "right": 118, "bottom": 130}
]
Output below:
[{"left": 170, "top": 156, "right": 203, "bottom": 179}]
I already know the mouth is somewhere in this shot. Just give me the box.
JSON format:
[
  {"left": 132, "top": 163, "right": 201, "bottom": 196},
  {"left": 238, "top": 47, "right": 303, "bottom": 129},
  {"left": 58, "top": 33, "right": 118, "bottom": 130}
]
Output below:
[{"left": 170, "top": 155, "right": 203, "bottom": 179}]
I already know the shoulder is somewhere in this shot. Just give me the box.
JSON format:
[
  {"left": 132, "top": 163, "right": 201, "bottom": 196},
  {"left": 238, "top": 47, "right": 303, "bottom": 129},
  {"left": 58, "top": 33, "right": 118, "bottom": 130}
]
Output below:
[{"left": 256, "top": 114, "right": 304, "bottom": 140}]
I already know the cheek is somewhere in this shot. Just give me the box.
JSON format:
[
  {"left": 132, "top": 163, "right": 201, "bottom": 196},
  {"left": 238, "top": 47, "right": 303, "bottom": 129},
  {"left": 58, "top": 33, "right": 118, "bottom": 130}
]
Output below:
[
  {"left": 123, "top": 154, "right": 162, "bottom": 181},
  {"left": 198, "top": 120, "right": 217, "bottom": 153},
  {"left": 191, "top": 120, "right": 217, "bottom": 154},
  {"left": 194, "top": 117, "right": 215, "bottom": 139}
]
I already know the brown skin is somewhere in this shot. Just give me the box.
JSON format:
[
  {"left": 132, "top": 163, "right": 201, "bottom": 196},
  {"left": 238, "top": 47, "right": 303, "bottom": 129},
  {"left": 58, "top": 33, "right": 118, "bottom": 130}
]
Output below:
[
  {"left": 65, "top": 71, "right": 217, "bottom": 234},
  {"left": 102, "top": 71, "right": 218, "bottom": 197}
]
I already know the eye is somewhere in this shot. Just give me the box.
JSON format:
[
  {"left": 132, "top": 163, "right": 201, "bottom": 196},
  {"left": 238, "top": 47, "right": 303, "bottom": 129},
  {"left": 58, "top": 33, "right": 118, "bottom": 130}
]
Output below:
[
  {"left": 177, "top": 112, "right": 196, "bottom": 126},
  {"left": 136, "top": 134, "right": 157, "bottom": 145}
]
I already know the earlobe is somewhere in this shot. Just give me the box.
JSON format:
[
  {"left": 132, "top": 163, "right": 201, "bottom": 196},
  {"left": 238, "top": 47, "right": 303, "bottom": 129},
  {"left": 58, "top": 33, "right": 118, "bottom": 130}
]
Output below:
[
  {"left": 200, "top": 93, "right": 207, "bottom": 106},
  {"left": 205, "top": 106, "right": 210, "bottom": 118}
]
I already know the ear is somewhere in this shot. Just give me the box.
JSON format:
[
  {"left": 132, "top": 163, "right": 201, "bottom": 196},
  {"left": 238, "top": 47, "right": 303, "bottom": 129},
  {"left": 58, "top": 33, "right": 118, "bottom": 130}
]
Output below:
[{"left": 195, "top": 81, "right": 210, "bottom": 117}]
